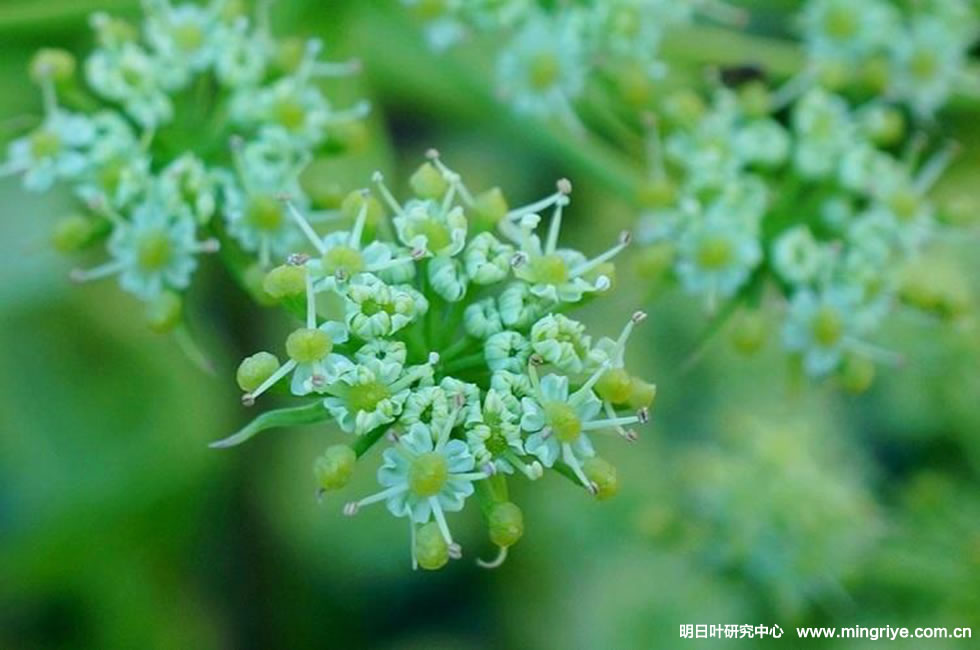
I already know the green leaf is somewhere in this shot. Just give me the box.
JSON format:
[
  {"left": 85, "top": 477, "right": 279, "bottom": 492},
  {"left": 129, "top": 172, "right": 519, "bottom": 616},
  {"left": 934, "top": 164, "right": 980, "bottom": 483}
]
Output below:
[{"left": 209, "top": 401, "right": 329, "bottom": 449}]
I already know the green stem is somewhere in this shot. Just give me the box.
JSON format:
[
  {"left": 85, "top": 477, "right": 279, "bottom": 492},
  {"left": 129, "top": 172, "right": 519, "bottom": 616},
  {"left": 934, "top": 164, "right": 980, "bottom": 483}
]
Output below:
[
  {"left": 352, "top": 423, "right": 389, "bottom": 458},
  {"left": 440, "top": 352, "right": 486, "bottom": 375}
]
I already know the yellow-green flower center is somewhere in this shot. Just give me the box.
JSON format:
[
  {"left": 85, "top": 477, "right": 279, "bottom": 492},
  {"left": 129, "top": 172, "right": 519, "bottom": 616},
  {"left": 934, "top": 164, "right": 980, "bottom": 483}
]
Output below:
[
  {"left": 544, "top": 401, "right": 582, "bottom": 443},
  {"left": 417, "top": 218, "right": 452, "bottom": 252},
  {"left": 136, "top": 230, "right": 173, "bottom": 270},
  {"left": 528, "top": 52, "right": 560, "bottom": 90},
  {"left": 347, "top": 379, "right": 390, "bottom": 413},
  {"left": 811, "top": 306, "right": 843, "bottom": 346},
  {"left": 696, "top": 236, "right": 734, "bottom": 269},
  {"left": 30, "top": 130, "right": 61, "bottom": 158},
  {"left": 173, "top": 24, "right": 205, "bottom": 52},
  {"left": 824, "top": 6, "right": 857, "bottom": 38},
  {"left": 909, "top": 50, "right": 938, "bottom": 81},
  {"left": 286, "top": 327, "right": 333, "bottom": 363},
  {"left": 531, "top": 254, "right": 570, "bottom": 285},
  {"left": 247, "top": 195, "right": 285, "bottom": 231},
  {"left": 888, "top": 190, "right": 920, "bottom": 221},
  {"left": 323, "top": 245, "right": 365, "bottom": 275},
  {"left": 274, "top": 99, "right": 307, "bottom": 131},
  {"left": 409, "top": 451, "right": 449, "bottom": 497}
]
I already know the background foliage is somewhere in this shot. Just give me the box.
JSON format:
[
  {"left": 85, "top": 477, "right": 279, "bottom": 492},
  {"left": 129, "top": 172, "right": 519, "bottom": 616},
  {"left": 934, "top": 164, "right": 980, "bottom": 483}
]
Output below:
[{"left": 1, "top": 1, "right": 979, "bottom": 648}]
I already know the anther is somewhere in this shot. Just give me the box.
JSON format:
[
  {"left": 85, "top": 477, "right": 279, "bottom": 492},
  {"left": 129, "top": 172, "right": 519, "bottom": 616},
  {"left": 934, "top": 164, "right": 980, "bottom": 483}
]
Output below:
[
  {"left": 510, "top": 251, "right": 528, "bottom": 268},
  {"left": 343, "top": 502, "right": 359, "bottom": 516},
  {"left": 448, "top": 543, "right": 462, "bottom": 560},
  {"left": 425, "top": 148, "right": 440, "bottom": 160},
  {"left": 556, "top": 178, "right": 572, "bottom": 194},
  {"left": 637, "top": 407, "right": 650, "bottom": 424},
  {"left": 287, "top": 252, "right": 310, "bottom": 266},
  {"left": 529, "top": 353, "right": 544, "bottom": 366},
  {"left": 619, "top": 230, "right": 632, "bottom": 245},
  {"left": 631, "top": 310, "right": 648, "bottom": 324},
  {"left": 241, "top": 393, "right": 256, "bottom": 407}
]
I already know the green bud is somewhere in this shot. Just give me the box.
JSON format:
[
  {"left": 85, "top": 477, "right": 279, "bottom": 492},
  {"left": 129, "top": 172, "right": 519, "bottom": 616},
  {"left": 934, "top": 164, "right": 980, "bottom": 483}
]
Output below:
[
  {"left": 243, "top": 263, "right": 277, "bottom": 307},
  {"left": 314, "top": 444, "right": 357, "bottom": 491},
  {"left": 51, "top": 214, "right": 94, "bottom": 252},
  {"left": 471, "top": 187, "right": 509, "bottom": 231},
  {"left": 416, "top": 522, "right": 450, "bottom": 570},
  {"left": 488, "top": 501, "right": 524, "bottom": 548},
  {"left": 730, "top": 310, "right": 767, "bottom": 355},
  {"left": 596, "top": 367, "right": 633, "bottom": 404},
  {"left": 633, "top": 243, "right": 675, "bottom": 280},
  {"left": 584, "top": 457, "right": 619, "bottom": 500},
  {"left": 839, "top": 354, "right": 875, "bottom": 395},
  {"left": 277, "top": 37, "right": 306, "bottom": 74},
  {"left": 662, "top": 90, "right": 706, "bottom": 128},
  {"left": 262, "top": 264, "right": 306, "bottom": 300},
  {"left": 626, "top": 377, "right": 657, "bottom": 410},
  {"left": 636, "top": 178, "right": 676, "bottom": 209},
  {"left": 409, "top": 162, "right": 449, "bottom": 199},
  {"left": 30, "top": 48, "right": 76, "bottom": 84},
  {"left": 587, "top": 461, "right": 623, "bottom": 500},
  {"left": 737, "top": 80, "right": 771, "bottom": 118},
  {"left": 300, "top": 158, "right": 346, "bottom": 209},
  {"left": 286, "top": 327, "right": 333, "bottom": 363},
  {"left": 144, "top": 291, "right": 183, "bottom": 333},
  {"left": 236, "top": 351, "right": 280, "bottom": 392},
  {"left": 340, "top": 189, "right": 384, "bottom": 231}
]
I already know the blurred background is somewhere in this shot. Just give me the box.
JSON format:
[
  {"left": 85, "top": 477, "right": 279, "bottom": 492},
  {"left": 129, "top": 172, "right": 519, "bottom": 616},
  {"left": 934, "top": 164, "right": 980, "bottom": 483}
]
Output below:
[{"left": 1, "top": 1, "right": 979, "bottom": 648}]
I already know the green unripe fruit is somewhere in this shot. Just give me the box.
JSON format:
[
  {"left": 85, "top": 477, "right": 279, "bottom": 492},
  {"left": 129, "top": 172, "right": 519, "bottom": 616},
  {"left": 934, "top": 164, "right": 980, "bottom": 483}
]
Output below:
[
  {"left": 52, "top": 215, "right": 94, "bottom": 252},
  {"left": 262, "top": 264, "right": 306, "bottom": 299},
  {"left": 626, "top": 377, "right": 657, "bottom": 410},
  {"left": 314, "top": 444, "right": 357, "bottom": 491},
  {"left": 596, "top": 367, "right": 633, "bottom": 404},
  {"left": 545, "top": 402, "right": 582, "bottom": 442},
  {"left": 286, "top": 328, "right": 332, "bottom": 363},
  {"left": 236, "top": 351, "right": 280, "bottom": 392},
  {"left": 584, "top": 457, "right": 619, "bottom": 500},
  {"left": 409, "top": 452, "right": 449, "bottom": 497},
  {"left": 471, "top": 187, "right": 509, "bottom": 231},
  {"left": 340, "top": 190, "right": 384, "bottom": 230},
  {"left": 488, "top": 501, "right": 524, "bottom": 548},
  {"left": 409, "top": 162, "right": 449, "bottom": 199},
  {"left": 144, "top": 291, "right": 183, "bottom": 333},
  {"left": 839, "top": 354, "right": 875, "bottom": 394},
  {"left": 730, "top": 310, "right": 767, "bottom": 355},
  {"left": 633, "top": 242, "right": 676, "bottom": 280},
  {"left": 300, "top": 158, "right": 346, "bottom": 209},
  {"left": 30, "top": 48, "right": 76, "bottom": 83},
  {"left": 415, "top": 522, "right": 449, "bottom": 570}
]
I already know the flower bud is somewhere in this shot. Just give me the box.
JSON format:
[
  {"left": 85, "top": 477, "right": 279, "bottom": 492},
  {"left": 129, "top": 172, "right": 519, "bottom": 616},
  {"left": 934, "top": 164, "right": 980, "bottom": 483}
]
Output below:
[
  {"left": 409, "top": 162, "right": 449, "bottom": 199},
  {"left": 730, "top": 310, "right": 767, "bottom": 355},
  {"left": 144, "top": 291, "right": 183, "bottom": 333},
  {"left": 51, "top": 214, "right": 94, "bottom": 252},
  {"left": 583, "top": 457, "right": 619, "bottom": 500},
  {"left": 488, "top": 501, "right": 524, "bottom": 548},
  {"left": 636, "top": 178, "right": 676, "bottom": 210},
  {"left": 596, "top": 367, "right": 633, "bottom": 404},
  {"left": 243, "top": 263, "right": 277, "bottom": 306},
  {"left": 314, "top": 444, "right": 357, "bottom": 491},
  {"left": 30, "top": 48, "right": 76, "bottom": 84},
  {"left": 236, "top": 351, "right": 280, "bottom": 392},
  {"left": 633, "top": 243, "right": 675, "bottom": 280},
  {"left": 838, "top": 354, "right": 875, "bottom": 395},
  {"left": 626, "top": 376, "right": 657, "bottom": 410},
  {"left": 340, "top": 189, "right": 384, "bottom": 230},
  {"left": 470, "top": 187, "right": 509, "bottom": 231},
  {"left": 300, "top": 158, "right": 346, "bottom": 209},
  {"left": 262, "top": 264, "right": 306, "bottom": 300},
  {"left": 415, "top": 521, "right": 449, "bottom": 570}
]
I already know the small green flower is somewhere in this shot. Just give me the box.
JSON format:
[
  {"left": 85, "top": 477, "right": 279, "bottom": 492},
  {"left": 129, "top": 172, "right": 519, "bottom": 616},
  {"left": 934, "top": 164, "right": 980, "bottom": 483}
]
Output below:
[
  {"left": 343, "top": 273, "right": 429, "bottom": 340},
  {"left": 529, "top": 314, "right": 591, "bottom": 374}
]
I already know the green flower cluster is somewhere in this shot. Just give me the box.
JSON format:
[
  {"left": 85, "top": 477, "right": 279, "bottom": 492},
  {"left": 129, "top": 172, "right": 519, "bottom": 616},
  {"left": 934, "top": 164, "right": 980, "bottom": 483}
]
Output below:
[
  {"left": 3, "top": 0, "right": 366, "bottom": 330},
  {"left": 223, "top": 152, "right": 655, "bottom": 569}
]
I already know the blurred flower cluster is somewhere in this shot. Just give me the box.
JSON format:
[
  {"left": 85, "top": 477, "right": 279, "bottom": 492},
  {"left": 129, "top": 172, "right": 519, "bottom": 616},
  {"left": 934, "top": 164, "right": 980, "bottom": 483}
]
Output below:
[
  {"left": 798, "top": 0, "right": 980, "bottom": 117},
  {"left": 635, "top": 77, "right": 968, "bottom": 386},
  {"left": 223, "top": 153, "right": 656, "bottom": 569},
  {"left": 401, "top": 0, "right": 746, "bottom": 129},
  {"left": 2, "top": 0, "right": 367, "bottom": 327}
]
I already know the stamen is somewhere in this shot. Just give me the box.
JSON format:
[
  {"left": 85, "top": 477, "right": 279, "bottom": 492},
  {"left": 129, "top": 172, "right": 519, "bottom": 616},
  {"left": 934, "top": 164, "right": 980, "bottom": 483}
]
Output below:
[
  {"left": 344, "top": 484, "right": 408, "bottom": 515},
  {"left": 39, "top": 77, "right": 58, "bottom": 117},
  {"left": 372, "top": 171, "right": 405, "bottom": 217},
  {"left": 428, "top": 150, "right": 474, "bottom": 204},
  {"left": 581, "top": 414, "right": 640, "bottom": 432},
  {"left": 348, "top": 191, "right": 369, "bottom": 247},
  {"left": 86, "top": 196, "right": 126, "bottom": 227},
  {"left": 449, "top": 472, "right": 491, "bottom": 482},
  {"left": 844, "top": 339, "right": 905, "bottom": 367},
  {"left": 476, "top": 545, "right": 508, "bottom": 569},
  {"left": 562, "top": 444, "right": 598, "bottom": 495},
  {"left": 505, "top": 184, "right": 568, "bottom": 221},
  {"left": 572, "top": 361, "right": 611, "bottom": 402},
  {"left": 326, "top": 100, "right": 371, "bottom": 123},
  {"left": 569, "top": 231, "right": 631, "bottom": 278},
  {"left": 70, "top": 260, "right": 126, "bottom": 283},
  {"left": 241, "top": 359, "right": 297, "bottom": 406},
  {"left": 435, "top": 404, "right": 461, "bottom": 451},
  {"left": 505, "top": 452, "right": 543, "bottom": 480},
  {"left": 409, "top": 518, "right": 418, "bottom": 571},
  {"left": 643, "top": 113, "right": 666, "bottom": 179},
  {"left": 312, "top": 58, "right": 361, "bottom": 77},
  {"left": 429, "top": 497, "right": 456, "bottom": 550},
  {"left": 305, "top": 265, "right": 316, "bottom": 328},
  {"left": 544, "top": 186, "right": 570, "bottom": 255},
  {"left": 287, "top": 252, "right": 310, "bottom": 266},
  {"left": 770, "top": 70, "right": 814, "bottom": 112},
  {"left": 282, "top": 195, "right": 327, "bottom": 255}
]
